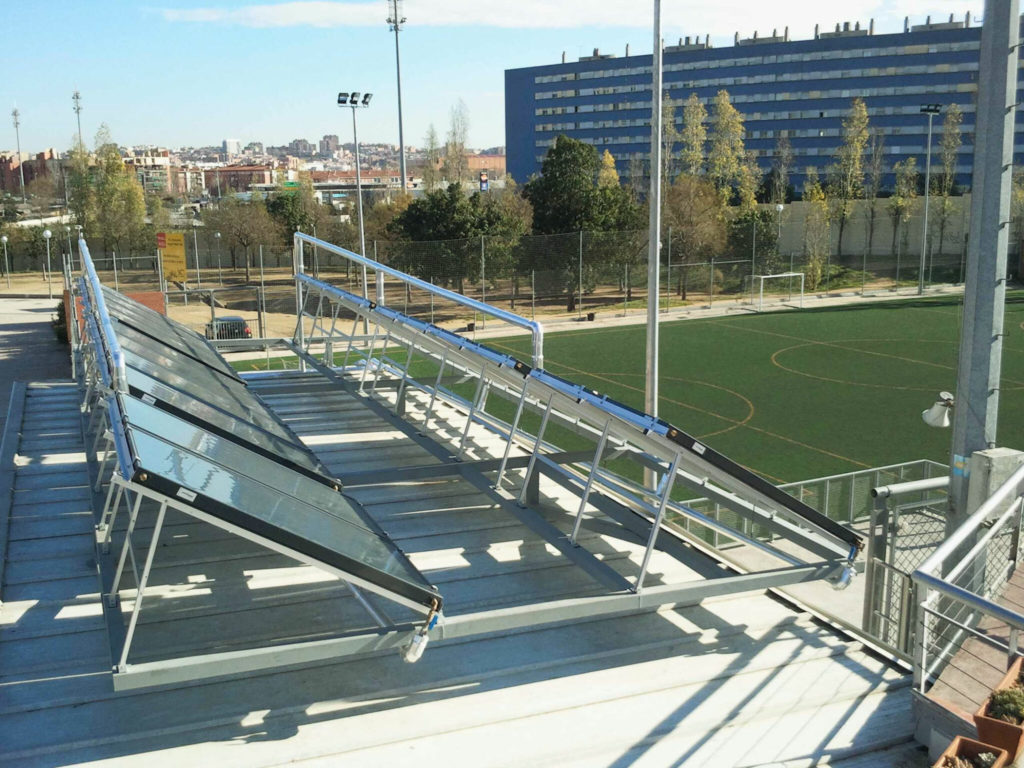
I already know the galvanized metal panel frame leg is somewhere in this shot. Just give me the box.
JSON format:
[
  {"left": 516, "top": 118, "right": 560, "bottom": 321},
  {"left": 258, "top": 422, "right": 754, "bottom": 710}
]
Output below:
[{"left": 116, "top": 500, "right": 167, "bottom": 673}]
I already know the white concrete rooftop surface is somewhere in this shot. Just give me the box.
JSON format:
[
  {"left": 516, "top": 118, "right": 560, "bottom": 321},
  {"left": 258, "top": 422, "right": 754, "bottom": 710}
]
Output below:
[{"left": 0, "top": 362, "right": 926, "bottom": 767}]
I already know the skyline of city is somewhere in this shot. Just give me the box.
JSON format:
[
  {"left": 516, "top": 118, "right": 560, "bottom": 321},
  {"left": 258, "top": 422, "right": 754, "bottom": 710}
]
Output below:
[{"left": 3, "top": 1, "right": 982, "bottom": 157}]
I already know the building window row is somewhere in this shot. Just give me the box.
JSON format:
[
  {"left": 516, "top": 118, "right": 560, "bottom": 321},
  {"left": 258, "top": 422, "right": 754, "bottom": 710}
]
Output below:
[
  {"left": 537, "top": 81, "right": 975, "bottom": 108},
  {"left": 534, "top": 40, "right": 983, "bottom": 87},
  {"left": 664, "top": 61, "right": 977, "bottom": 92},
  {"left": 537, "top": 67, "right": 977, "bottom": 101}
]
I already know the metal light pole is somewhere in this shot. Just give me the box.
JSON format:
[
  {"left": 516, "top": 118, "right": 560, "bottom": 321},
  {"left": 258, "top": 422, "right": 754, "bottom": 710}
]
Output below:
[
  {"left": 1, "top": 235, "right": 10, "bottom": 289},
  {"left": 214, "top": 231, "right": 223, "bottom": 283},
  {"left": 644, "top": 0, "right": 663, "bottom": 489},
  {"left": 948, "top": 0, "right": 1019, "bottom": 525},
  {"left": 72, "top": 90, "right": 83, "bottom": 150},
  {"left": 12, "top": 109, "right": 26, "bottom": 203},
  {"left": 387, "top": 0, "right": 408, "bottom": 192},
  {"left": 338, "top": 91, "right": 373, "bottom": 299},
  {"left": 191, "top": 217, "right": 202, "bottom": 285},
  {"left": 43, "top": 229, "right": 52, "bottom": 299},
  {"left": 775, "top": 203, "right": 784, "bottom": 250},
  {"left": 918, "top": 104, "right": 941, "bottom": 295}
]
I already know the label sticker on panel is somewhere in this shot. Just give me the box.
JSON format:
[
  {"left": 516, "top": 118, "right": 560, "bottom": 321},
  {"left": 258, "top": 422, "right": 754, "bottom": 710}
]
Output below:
[{"left": 176, "top": 487, "right": 197, "bottom": 502}]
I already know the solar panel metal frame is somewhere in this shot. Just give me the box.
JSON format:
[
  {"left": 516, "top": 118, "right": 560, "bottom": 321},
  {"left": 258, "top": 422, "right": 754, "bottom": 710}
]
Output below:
[
  {"left": 123, "top": 364, "right": 336, "bottom": 486},
  {"left": 117, "top": 393, "right": 441, "bottom": 612},
  {"left": 112, "top": 325, "right": 309, "bottom": 449},
  {"left": 101, "top": 286, "right": 240, "bottom": 379}
]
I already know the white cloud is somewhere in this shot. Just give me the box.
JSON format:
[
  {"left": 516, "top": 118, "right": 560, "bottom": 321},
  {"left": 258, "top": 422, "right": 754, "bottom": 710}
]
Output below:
[{"left": 161, "top": 1, "right": 982, "bottom": 34}]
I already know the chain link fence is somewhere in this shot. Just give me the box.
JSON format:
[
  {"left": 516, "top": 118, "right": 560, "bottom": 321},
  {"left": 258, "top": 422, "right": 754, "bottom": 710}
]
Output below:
[{"left": 5, "top": 203, "right": 989, "bottom": 331}]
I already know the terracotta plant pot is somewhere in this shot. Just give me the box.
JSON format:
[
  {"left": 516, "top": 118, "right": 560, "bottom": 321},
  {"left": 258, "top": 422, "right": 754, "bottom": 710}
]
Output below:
[
  {"left": 974, "top": 656, "right": 1024, "bottom": 762},
  {"left": 932, "top": 735, "right": 1008, "bottom": 768}
]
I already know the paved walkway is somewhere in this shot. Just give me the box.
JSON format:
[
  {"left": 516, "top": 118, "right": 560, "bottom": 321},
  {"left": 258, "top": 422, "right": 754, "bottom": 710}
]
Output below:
[{"left": 0, "top": 298, "right": 72, "bottom": 436}]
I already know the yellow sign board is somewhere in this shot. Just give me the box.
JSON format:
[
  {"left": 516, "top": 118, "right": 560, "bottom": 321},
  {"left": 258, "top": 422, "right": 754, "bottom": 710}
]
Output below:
[{"left": 161, "top": 232, "right": 187, "bottom": 282}]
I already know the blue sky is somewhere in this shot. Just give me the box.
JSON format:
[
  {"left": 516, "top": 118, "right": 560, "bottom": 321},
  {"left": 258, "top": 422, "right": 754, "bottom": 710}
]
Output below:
[{"left": 3, "top": 1, "right": 981, "bottom": 155}]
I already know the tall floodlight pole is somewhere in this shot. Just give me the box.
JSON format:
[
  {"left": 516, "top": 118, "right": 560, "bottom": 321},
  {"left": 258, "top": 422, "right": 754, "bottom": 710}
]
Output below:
[
  {"left": 387, "top": 0, "right": 408, "bottom": 192},
  {"left": 72, "top": 90, "right": 83, "bottom": 150},
  {"left": 918, "top": 104, "right": 942, "bottom": 295},
  {"left": 339, "top": 91, "right": 373, "bottom": 299},
  {"left": 948, "top": 0, "right": 1019, "bottom": 527},
  {"left": 645, "top": 1, "right": 663, "bottom": 489},
  {"left": 12, "top": 109, "right": 26, "bottom": 203}
]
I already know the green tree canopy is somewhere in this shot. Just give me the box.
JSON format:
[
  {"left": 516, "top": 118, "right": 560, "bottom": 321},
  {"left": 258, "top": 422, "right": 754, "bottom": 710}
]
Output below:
[{"left": 523, "top": 135, "right": 641, "bottom": 235}]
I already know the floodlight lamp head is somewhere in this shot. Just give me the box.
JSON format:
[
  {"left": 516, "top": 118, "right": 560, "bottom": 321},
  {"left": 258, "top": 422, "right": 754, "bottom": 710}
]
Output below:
[
  {"left": 922, "top": 391, "right": 954, "bottom": 428},
  {"left": 350, "top": 91, "right": 360, "bottom": 105},
  {"left": 337, "top": 92, "right": 349, "bottom": 106},
  {"left": 362, "top": 93, "right": 373, "bottom": 106}
]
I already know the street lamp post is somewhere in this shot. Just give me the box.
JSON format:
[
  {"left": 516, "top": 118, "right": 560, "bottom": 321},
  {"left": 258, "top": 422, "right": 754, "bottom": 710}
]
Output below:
[
  {"left": 387, "top": 1, "right": 408, "bottom": 192},
  {"left": 214, "top": 231, "right": 222, "bottom": 283},
  {"left": 919, "top": 103, "right": 942, "bottom": 295},
  {"left": 64, "top": 226, "right": 72, "bottom": 272},
  {"left": 12, "top": 109, "right": 26, "bottom": 204},
  {"left": 775, "top": 203, "right": 784, "bottom": 248},
  {"left": 338, "top": 91, "right": 373, "bottom": 299},
  {"left": 1, "top": 235, "right": 10, "bottom": 289},
  {"left": 43, "top": 229, "right": 52, "bottom": 299}
]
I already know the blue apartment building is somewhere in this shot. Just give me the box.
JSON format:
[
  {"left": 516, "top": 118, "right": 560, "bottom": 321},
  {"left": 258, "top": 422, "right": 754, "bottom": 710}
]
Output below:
[{"left": 505, "top": 15, "right": 1024, "bottom": 193}]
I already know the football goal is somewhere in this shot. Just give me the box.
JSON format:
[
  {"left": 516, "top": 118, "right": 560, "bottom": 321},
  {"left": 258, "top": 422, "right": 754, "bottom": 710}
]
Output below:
[{"left": 749, "top": 272, "right": 805, "bottom": 312}]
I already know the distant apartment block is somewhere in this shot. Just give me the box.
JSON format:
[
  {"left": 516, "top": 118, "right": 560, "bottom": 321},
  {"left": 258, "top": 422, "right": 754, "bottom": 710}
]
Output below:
[
  {"left": 222, "top": 138, "right": 241, "bottom": 158},
  {"left": 205, "top": 165, "right": 274, "bottom": 195},
  {"left": 319, "top": 135, "right": 340, "bottom": 155},
  {"left": 125, "top": 149, "right": 172, "bottom": 195},
  {"left": 0, "top": 149, "right": 58, "bottom": 196},
  {"left": 505, "top": 14, "right": 1024, "bottom": 191}
]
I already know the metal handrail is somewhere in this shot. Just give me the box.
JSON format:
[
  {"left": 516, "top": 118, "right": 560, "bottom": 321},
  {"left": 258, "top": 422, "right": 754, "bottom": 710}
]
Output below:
[
  {"left": 292, "top": 232, "right": 545, "bottom": 369},
  {"left": 916, "top": 463, "right": 1024, "bottom": 578},
  {"left": 79, "top": 237, "right": 126, "bottom": 392},
  {"left": 910, "top": 462, "right": 1024, "bottom": 689}
]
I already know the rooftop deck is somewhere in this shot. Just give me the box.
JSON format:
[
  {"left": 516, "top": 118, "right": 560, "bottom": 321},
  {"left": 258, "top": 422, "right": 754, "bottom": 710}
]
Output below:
[{"left": 0, "top": 367, "right": 922, "bottom": 766}]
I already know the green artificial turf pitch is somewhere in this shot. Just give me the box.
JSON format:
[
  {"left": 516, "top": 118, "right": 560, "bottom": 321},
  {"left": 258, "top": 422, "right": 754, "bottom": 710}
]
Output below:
[{"left": 481, "top": 293, "right": 1024, "bottom": 485}]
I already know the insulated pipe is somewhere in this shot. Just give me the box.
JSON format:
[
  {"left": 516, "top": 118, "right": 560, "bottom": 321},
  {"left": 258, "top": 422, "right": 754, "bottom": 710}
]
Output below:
[
  {"left": 871, "top": 476, "right": 949, "bottom": 499},
  {"left": 79, "top": 238, "right": 126, "bottom": 392}
]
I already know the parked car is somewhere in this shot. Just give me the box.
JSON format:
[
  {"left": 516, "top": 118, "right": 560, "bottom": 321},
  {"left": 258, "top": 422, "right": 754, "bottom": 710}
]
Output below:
[{"left": 204, "top": 316, "right": 252, "bottom": 340}]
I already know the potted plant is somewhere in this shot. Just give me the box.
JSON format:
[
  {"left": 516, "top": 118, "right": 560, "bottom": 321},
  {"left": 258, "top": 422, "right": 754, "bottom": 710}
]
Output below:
[
  {"left": 932, "top": 736, "right": 1008, "bottom": 768},
  {"left": 975, "top": 656, "right": 1024, "bottom": 761}
]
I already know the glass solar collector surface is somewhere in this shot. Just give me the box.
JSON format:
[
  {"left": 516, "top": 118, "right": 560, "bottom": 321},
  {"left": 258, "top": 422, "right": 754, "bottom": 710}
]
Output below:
[
  {"left": 118, "top": 393, "right": 440, "bottom": 609},
  {"left": 102, "top": 287, "right": 239, "bottom": 379},
  {"left": 91, "top": 285, "right": 443, "bottom": 612},
  {"left": 124, "top": 366, "right": 331, "bottom": 484}
]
